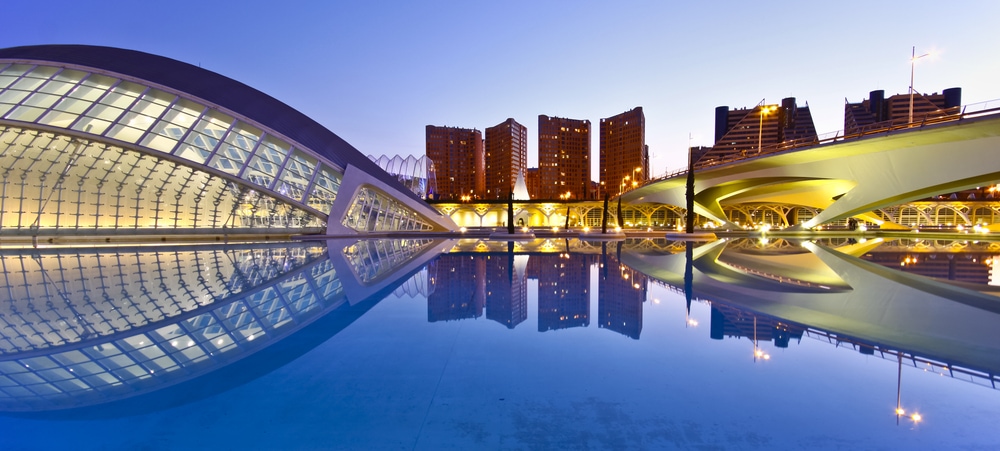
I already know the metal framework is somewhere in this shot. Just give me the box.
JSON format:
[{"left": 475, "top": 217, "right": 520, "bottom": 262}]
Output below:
[{"left": 0, "top": 48, "right": 450, "bottom": 237}]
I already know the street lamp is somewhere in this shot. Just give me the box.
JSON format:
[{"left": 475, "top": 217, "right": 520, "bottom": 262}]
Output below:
[
  {"left": 909, "top": 46, "right": 931, "bottom": 124},
  {"left": 757, "top": 103, "right": 777, "bottom": 154}
]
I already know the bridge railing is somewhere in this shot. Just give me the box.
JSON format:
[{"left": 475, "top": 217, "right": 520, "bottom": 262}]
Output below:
[{"left": 642, "top": 101, "right": 1000, "bottom": 188}]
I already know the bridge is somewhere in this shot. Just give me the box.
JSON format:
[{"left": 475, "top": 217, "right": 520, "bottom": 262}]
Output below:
[{"left": 624, "top": 106, "right": 1000, "bottom": 231}]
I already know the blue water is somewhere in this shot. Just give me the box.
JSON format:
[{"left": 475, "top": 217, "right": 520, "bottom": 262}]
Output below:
[{"left": 1, "top": 238, "right": 998, "bottom": 450}]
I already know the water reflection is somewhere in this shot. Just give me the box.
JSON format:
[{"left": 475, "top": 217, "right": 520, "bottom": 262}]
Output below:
[
  {"left": 0, "top": 238, "right": 446, "bottom": 412},
  {"left": 432, "top": 237, "right": 1000, "bottom": 387},
  {"left": 2, "top": 235, "right": 999, "bottom": 416}
]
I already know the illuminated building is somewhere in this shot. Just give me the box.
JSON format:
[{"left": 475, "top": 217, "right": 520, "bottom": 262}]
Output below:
[
  {"left": 525, "top": 168, "right": 540, "bottom": 200},
  {"left": 701, "top": 97, "right": 817, "bottom": 166},
  {"left": 426, "top": 125, "right": 484, "bottom": 200},
  {"left": 599, "top": 107, "right": 647, "bottom": 197},
  {"left": 484, "top": 118, "right": 528, "bottom": 200},
  {"left": 845, "top": 88, "right": 961, "bottom": 135},
  {"left": 0, "top": 45, "right": 454, "bottom": 238},
  {"left": 538, "top": 115, "right": 591, "bottom": 200}
]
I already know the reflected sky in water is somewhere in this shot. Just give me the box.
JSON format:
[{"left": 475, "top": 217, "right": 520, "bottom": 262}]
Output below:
[{"left": 1, "top": 237, "right": 999, "bottom": 449}]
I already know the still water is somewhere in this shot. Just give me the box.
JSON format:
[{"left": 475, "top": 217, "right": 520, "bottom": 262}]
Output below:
[{"left": 0, "top": 237, "right": 998, "bottom": 449}]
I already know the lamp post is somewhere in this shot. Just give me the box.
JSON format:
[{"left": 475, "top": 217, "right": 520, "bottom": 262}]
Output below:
[
  {"left": 757, "top": 103, "right": 776, "bottom": 154},
  {"left": 909, "top": 46, "right": 931, "bottom": 124}
]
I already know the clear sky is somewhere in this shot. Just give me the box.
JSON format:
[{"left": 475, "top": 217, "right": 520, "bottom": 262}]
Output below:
[{"left": 4, "top": 1, "right": 999, "bottom": 178}]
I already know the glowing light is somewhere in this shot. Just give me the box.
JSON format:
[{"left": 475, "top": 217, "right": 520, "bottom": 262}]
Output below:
[
  {"left": 460, "top": 227, "right": 467, "bottom": 233},
  {"left": 911, "top": 413, "right": 922, "bottom": 422}
]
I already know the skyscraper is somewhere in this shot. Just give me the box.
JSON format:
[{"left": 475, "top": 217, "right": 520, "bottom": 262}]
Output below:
[
  {"left": 484, "top": 118, "right": 528, "bottom": 200},
  {"left": 599, "top": 107, "right": 647, "bottom": 197},
  {"left": 538, "top": 115, "right": 591, "bottom": 200},
  {"left": 425, "top": 125, "right": 484, "bottom": 200}
]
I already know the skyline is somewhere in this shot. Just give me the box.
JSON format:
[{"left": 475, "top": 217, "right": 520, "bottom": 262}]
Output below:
[{"left": 4, "top": 1, "right": 1000, "bottom": 179}]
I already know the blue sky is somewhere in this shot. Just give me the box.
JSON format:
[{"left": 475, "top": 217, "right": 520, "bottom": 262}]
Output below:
[{"left": 5, "top": 0, "right": 999, "bottom": 178}]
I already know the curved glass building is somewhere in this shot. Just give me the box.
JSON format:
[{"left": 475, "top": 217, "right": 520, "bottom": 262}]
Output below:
[{"left": 0, "top": 45, "right": 455, "bottom": 238}]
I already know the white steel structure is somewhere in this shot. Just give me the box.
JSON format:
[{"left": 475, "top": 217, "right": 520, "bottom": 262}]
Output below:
[{"left": 0, "top": 45, "right": 455, "bottom": 237}]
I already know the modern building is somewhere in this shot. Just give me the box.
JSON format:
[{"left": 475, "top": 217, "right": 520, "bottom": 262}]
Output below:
[
  {"left": 368, "top": 154, "right": 436, "bottom": 199},
  {"left": 0, "top": 45, "right": 454, "bottom": 238},
  {"left": 484, "top": 118, "right": 528, "bottom": 200},
  {"left": 703, "top": 97, "right": 817, "bottom": 167},
  {"left": 845, "top": 88, "right": 961, "bottom": 135},
  {"left": 525, "top": 168, "right": 540, "bottom": 200},
  {"left": 538, "top": 115, "right": 591, "bottom": 200},
  {"left": 599, "top": 107, "right": 647, "bottom": 197},
  {"left": 425, "top": 125, "right": 484, "bottom": 200}
]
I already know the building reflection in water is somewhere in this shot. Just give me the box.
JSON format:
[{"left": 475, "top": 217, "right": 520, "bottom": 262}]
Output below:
[
  {"left": 528, "top": 253, "right": 594, "bottom": 332},
  {"left": 0, "top": 238, "right": 444, "bottom": 413},
  {"left": 5, "top": 235, "right": 1000, "bottom": 414},
  {"left": 598, "top": 245, "right": 647, "bottom": 339}
]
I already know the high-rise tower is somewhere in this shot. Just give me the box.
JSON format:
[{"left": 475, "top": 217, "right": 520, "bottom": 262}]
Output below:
[
  {"left": 484, "top": 118, "right": 528, "bottom": 200},
  {"left": 538, "top": 115, "right": 591, "bottom": 200},
  {"left": 425, "top": 125, "right": 483, "bottom": 200},
  {"left": 599, "top": 107, "right": 647, "bottom": 197}
]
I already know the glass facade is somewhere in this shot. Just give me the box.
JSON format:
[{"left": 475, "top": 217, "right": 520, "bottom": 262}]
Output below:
[
  {"left": 0, "top": 62, "right": 345, "bottom": 234},
  {"left": 343, "top": 186, "right": 436, "bottom": 232}
]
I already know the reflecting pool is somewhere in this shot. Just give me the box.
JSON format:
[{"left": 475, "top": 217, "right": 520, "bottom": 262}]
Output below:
[{"left": 1, "top": 237, "right": 999, "bottom": 449}]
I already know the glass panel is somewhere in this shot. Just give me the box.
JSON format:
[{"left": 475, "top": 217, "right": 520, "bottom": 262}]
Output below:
[
  {"left": 306, "top": 164, "right": 341, "bottom": 213},
  {"left": 102, "top": 81, "right": 144, "bottom": 109},
  {"left": 86, "top": 103, "right": 125, "bottom": 122},
  {"left": 23, "top": 65, "right": 60, "bottom": 80},
  {"left": 71, "top": 117, "right": 112, "bottom": 135},
  {"left": 243, "top": 135, "right": 289, "bottom": 188},
  {"left": 131, "top": 90, "right": 172, "bottom": 118},
  {"left": 208, "top": 122, "right": 261, "bottom": 176},
  {"left": 66, "top": 84, "right": 107, "bottom": 102},
  {"left": 9, "top": 76, "right": 47, "bottom": 93},
  {"left": 80, "top": 73, "right": 118, "bottom": 90},
  {"left": 276, "top": 149, "right": 317, "bottom": 201},
  {"left": 38, "top": 97, "right": 89, "bottom": 127},
  {"left": 174, "top": 110, "right": 232, "bottom": 164},
  {"left": 52, "top": 69, "right": 88, "bottom": 84},
  {"left": 4, "top": 105, "right": 46, "bottom": 122},
  {"left": 139, "top": 99, "right": 202, "bottom": 153},
  {"left": 0, "top": 89, "right": 31, "bottom": 107},
  {"left": 20, "top": 91, "right": 61, "bottom": 109},
  {"left": 38, "top": 79, "right": 75, "bottom": 96},
  {"left": 106, "top": 112, "right": 156, "bottom": 143},
  {"left": 0, "top": 64, "right": 35, "bottom": 89}
]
